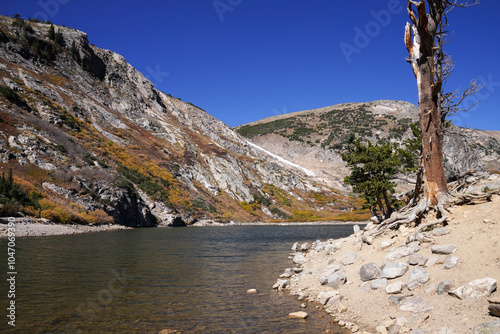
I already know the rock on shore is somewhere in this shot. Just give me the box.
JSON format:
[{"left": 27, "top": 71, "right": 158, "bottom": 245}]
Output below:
[{"left": 273, "top": 195, "right": 500, "bottom": 333}]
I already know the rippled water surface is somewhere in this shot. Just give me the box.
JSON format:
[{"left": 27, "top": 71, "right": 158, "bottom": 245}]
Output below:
[{"left": 0, "top": 224, "right": 356, "bottom": 333}]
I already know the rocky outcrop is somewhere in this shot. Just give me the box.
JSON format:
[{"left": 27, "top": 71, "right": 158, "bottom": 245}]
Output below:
[
  {"left": 0, "top": 15, "right": 348, "bottom": 225},
  {"left": 237, "top": 100, "right": 500, "bottom": 191}
]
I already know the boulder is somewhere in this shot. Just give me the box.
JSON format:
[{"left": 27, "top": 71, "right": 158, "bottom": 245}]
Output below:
[
  {"left": 407, "top": 241, "right": 420, "bottom": 252},
  {"left": 361, "top": 234, "right": 374, "bottom": 245},
  {"left": 371, "top": 278, "right": 388, "bottom": 290},
  {"left": 280, "top": 268, "right": 294, "bottom": 278},
  {"left": 317, "top": 290, "right": 340, "bottom": 305},
  {"left": 359, "top": 262, "right": 382, "bottom": 282},
  {"left": 386, "top": 281, "right": 405, "bottom": 294},
  {"left": 425, "top": 255, "right": 441, "bottom": 267},
  {"left": 300, "top": 242, "right": 311, "bottom": 251},
  {"left": 408, "top": 253, "right": 427, "bottom": 266},
  {"left": 472, "top": 321, "right": 500, "bottom": 334},
  {"left": 488, "top": 296, "right": 500, "bottom": 317},
  {"left": 353, "top": 224, "right": 361, "bottom": 235},
  {"left": 327, "top": 272, "right": 347, "bottom": 288},
  {"left": 314, "top": 241, "right": 325, "bottom": 251},
  {"left": 407, "top": 267, "right": 430, "bottom": 290},
  {"left": 449, "top": 278, "right": 497, "bottom": 299},
  {"left": 431, "top": 244, "right": 458, "bottom": 255},
  {"left": 443, "top": 256, "right": 458, "bottom": 269},
  {"left": 381, "top": 262, "right": 409, "bottom": 279},
  {"left": 399, "top": 297, "right": 433, "bottom": 313},
  {"left": 297, "top": 292, "right": 308, "bottom": 301},
  {"left": 342, "top": 251, "right": 359, "bottom": 266},
  {"left": 293, "top": 253, "right": 306, "bottom": 265},
  {"left": 385, "top": 246, "right": 416, "bottom": 261},
  {"left": 272, "top": 279, "right": 289, "bottom": 291},
  {"left": 246, "top": 289, "right": 258, "bottom": 294},
  {"left": 325, "top": 295, "right": 344, "bottom": 307},
  {"left": 291, "top": 242, "right": 299, "bottom": 251},
  {"left": 325, "top": 244, "right": 338, "bottom": 255},
  {"left": 288, "top": 311, "right": 308, "bottom": 319},
  {"left": 319, "top": 264, "right": 344, "bottom": 285}
]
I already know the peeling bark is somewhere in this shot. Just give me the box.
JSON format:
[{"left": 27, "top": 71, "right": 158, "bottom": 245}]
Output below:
[{"left": 405, "top": 0, "right": 449, "bottom": 205}]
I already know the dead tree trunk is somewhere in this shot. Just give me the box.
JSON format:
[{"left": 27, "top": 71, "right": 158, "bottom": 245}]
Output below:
[{"left": 405, "top": 0, "right": 449, "bottom": 206}]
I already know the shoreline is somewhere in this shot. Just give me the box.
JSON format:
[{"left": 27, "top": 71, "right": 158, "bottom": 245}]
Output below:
[
  {"left": 273, "top": 195, "right": 500, "bottom": 333},
  {"left": 0, "top": 217, "right": 132, "bottom": 238},
  {"left": 0, "top": 217, "right": 367, "bottom": 238}
]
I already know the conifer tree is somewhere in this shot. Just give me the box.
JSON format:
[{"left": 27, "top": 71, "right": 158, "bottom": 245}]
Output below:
[
  {"left": 342, "top": 139, "right": 401, "bottom": 219},
  {"left": 48, "top": 24, "right": 55, "bottom": 40}
]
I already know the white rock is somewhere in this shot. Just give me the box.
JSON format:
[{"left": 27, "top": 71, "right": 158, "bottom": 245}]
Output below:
[
  {"left": 317, "top": 290, "right": 339, "bottom": 305},
  {"left": 407, "top": 267, "right": 430, "bottom": 290},
  {"left": 386, "top": 281, "right": 405, "bottom": 294},
  {"left": 300, "top": 242, "right": 311, "bottom": 251},
  {"left": 293, "top": 253, "right": 306, "bottom": 265},
  {"left": 288, "top": 311, "right": 308, "bottom": 319},
  {"left": 378, "top": 239, "right": 396, "bottom": 251},
  {"left": 399, "top": 297, "right": 433, "bottom": 313},
  {"left": 381, "top": 262, "right": 409, "bottom": 279},
  {"left": 443, "top": 256, "right": 458, "bottom": 269},
  {"left": 449, "top": 278, "right": 497, "bottom": 299}
]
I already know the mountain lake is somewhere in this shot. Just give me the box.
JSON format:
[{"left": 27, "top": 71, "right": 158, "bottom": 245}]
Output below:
[{"left": 0, "top": 224, "right": 357, "bottom": 333}]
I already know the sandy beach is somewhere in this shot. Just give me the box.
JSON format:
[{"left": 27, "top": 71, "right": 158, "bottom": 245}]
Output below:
[
  {"left": 275, "top": 195, "right": 500, "bottom": 333},
  {"left": 0, "top": 217, "right": 132, "bottom": 238}
]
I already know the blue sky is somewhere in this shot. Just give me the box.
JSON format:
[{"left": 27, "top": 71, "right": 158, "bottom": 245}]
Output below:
[{"left": 3, "top": 0, "right": 500, "bottom": 130}]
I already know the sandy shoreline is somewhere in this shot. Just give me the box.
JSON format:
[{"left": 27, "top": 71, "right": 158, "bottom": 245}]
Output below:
[
  {"left": 274, "top": 195, "right": 500, "bottom": 333},
  {"left": 0, "top": 217, "right": 132, "bottom": 238}
]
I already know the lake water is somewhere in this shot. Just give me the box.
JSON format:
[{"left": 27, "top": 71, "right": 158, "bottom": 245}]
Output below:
[{"left": 0, "top": 224, "right": 356, "bottom": 333}]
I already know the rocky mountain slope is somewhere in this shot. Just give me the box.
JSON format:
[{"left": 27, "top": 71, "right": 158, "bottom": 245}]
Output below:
[
  {"left": 236, "top": 100, "right": 500, "bottom": 191},
  {"left": 0, "top": 15, "right": 363, "bottom": 226}
]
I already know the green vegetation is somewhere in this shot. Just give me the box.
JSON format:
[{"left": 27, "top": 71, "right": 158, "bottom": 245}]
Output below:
[
  {"left": 236, "top": 117, "right": 295, "bottom": 138},
  {"left": 0, "top": 85, "right": 27, "bottom": 108},
  {"left": 342, "top": 139, "right": 402, "bottom": 218},
  {"left": 116, "top": 164, "right": 171, "bottom": 203},
  {"left": 0, "top": 169, "right": 42, "bottom": 216}
]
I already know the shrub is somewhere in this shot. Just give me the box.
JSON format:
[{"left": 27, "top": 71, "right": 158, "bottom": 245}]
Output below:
[{"left": 292, "top": 209, "right": 313, "bottom": 221}]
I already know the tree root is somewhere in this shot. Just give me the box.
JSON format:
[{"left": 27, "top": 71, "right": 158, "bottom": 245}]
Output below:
[{"left": 369, "top": 188, "right": 499, "bottom": 242}]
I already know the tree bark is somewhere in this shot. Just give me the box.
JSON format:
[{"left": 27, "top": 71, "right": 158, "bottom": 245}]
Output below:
[
  {"left": 376, "top": 195, "right": 386, "bottom": 217},
  {"left": 382, "top": 191, "right": 393, "bottom": 218},
  {"left": 405, "top": 0, "right": 449, "bottom": 206}
]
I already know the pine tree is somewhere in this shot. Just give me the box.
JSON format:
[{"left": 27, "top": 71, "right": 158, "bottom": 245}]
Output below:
[
  {"left": 342, "top": 139, "right": 401, "bottom": 219},
  {"left": 48, "top": 24, "right": 55, "bottom": 40}
]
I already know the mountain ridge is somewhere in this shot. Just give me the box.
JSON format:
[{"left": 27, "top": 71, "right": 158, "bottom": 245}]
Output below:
[
  {"left": 236, "top": 100, "right": 500, "bottom": 191},
  {"left": 0, "top": 15, "right": 365, "bottom": 225}
]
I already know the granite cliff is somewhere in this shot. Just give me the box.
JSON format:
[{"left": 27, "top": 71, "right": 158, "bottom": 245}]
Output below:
[{"left": 0, "top": 15, "right": 360, "bottom": 226}]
